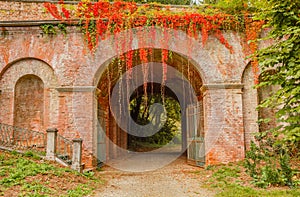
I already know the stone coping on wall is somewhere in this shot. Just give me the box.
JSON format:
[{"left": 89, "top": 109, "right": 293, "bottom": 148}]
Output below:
[
  {"left": 0, "top": 0, "right": 201, "bottom": 22},
  {"left": 200, "top": 83, "right": 244, "bottom": 92},
  {"left": 55, "top": 85, "right": 245, "bottom": 93},
  {"left": 0, "top": 20, "right": 75, "bottom": 27},
  {"left": 0, "top": 0, "right": 79, "bottom": 4},
  {"left": 56, "top": 86, "right": 97, "bottom": 92},
  {"left": 56, "top": 85, "right": 244, "bottom": 93}
]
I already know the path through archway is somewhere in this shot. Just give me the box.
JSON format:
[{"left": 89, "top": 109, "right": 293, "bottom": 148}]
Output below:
[
  {"left": 127, "top": 83, "right": 181, "bottom": 153},
  {"left": 96, "top": 49, "right": 204, "bottom": 171}
]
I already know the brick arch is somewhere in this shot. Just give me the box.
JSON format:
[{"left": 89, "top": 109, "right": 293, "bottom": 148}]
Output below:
[
  {"left": 241, "top": 63, "right": 259, "bottom": 150},
  {"left": 94, "top": 49, "right": 203, "bottom": 97},
  {"left": 0, "top": 58, "right": 59, "bottom": 128},
  {"left": 62, "top": 28, "right": 248, "bottom": 167},
  {"left": 0, "top": 57, "right": 57, "bottom": 89},
  {"left": 91, "top": 43, "right": 206, "bottom": 163},
  {"left": 93, "top": 52, "right": 205, "bottom": 89},
  {"left": 241, "top": 65, "right": 279, "bottom": 150},
  {"left": 74, "top": 27, "right": 237, "bottom": 86},
  {"left": 239, "top": 60, "right": 252, "bottom": 81}
]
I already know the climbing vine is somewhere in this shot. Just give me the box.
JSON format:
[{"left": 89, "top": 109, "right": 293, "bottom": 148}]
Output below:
[
  {"left": 244, "top": 11, "right": 264, "bottom": 84},
  {"left": 40, "top": 23, "right": 68, "bottom": 35},
  {"left": 245, "top": 0, "right": 300, "bottom": 188},
  {"left": 44, "top": 0, "right": 263, "bottom": 87}
]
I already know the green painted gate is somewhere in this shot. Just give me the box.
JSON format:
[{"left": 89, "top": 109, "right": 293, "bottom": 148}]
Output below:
[{"left": 186, "top": 103, "right": 205, "bottom": 167}]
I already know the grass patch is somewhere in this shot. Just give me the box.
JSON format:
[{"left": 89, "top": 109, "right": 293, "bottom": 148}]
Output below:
[
  {"left": 66, "top": 183, "right": 94, "bottom": 197},
  {"left": 20, "top": 181, "right": 53, "bottom": 196},
  {"left": 0, "top": 150, "right": 104, "bottom": 196},
  {"left": 215, "top": 184, "right": 300, "bottom": 197},
  {"left": 199, "top": 162, "right": 300, "bottom": 197}
]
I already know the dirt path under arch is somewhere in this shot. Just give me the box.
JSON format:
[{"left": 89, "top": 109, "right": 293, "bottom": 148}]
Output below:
[{"left": 93, "top": 153, "right": 216, "bottom": 197}]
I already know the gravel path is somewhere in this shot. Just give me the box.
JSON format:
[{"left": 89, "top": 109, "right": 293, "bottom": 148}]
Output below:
[{"left": 93, "top": 153, "right": 216, "bottom": 197}]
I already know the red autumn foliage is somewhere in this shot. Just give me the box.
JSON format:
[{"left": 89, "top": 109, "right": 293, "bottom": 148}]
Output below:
[{"left": 44, "top": 0, "right": 261, "bottom": 85}]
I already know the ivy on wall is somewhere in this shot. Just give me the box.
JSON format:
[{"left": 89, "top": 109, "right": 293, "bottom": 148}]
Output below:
[
  {"left": 245, "top": 0, "right": 300, "bottom": 188},
  {"left": 43, "top": 0, "right": 264, "bottom": 105},
  {"left": 44, "top": 0, "right": 248, "bottom": 78}
]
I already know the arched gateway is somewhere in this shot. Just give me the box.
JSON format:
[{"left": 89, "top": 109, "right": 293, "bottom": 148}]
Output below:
[
  {"left": 0, "top": 3, "right": 255, "bottom": 169},
  {"left": 85, "top": 27, "right": 248, "bottom": 168}
]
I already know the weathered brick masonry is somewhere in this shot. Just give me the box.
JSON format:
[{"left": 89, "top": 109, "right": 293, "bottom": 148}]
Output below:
[{"left": 0, "top": 0, "right": 263, "bottom": 168}]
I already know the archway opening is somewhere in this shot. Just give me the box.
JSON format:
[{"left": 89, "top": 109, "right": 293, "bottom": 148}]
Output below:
[
  {"left": 128, "top": 82, "right": 182, "bottom": 153},
  {"left": 96, "top": 48, "right": 204, "bottom": 167}
]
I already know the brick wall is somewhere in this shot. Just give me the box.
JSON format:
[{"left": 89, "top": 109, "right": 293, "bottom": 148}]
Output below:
[
  {"left": 0, "top": 1, "right": 269, "bottom": 168},
  {"left": 202, "top": 85, "right": 245, "bottom": 165},
  {"left": 0, "top": 59, "right": 59, "bottom": 129},
  {"left": 0, "top": 0, "right": 56, "bottom": 21}
]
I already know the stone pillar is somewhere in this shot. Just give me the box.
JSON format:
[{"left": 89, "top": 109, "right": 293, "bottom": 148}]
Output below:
[
  {"left": 93, "top": 88, "right": 101, "bottom": 167},
  {"left": 201, "top": 84, "right": 245, "bottom": 165},
  {"left": 46, "top": 128, "right": 58, "bottom": 160},
  {"left": 56, "top": 86, "right": 96, "bottom": 168},
  {"left": 71, "top": 138, "right": 83, "bottom": 173}
]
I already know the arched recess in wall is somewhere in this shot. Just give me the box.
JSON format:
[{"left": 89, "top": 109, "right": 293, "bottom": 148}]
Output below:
[
  {"left": 257, "top": 69, "right": 279, "bottom": 132},
  {"left": 0, "top": 58, "right": 59, "bottom": 129},
  {"left": 241, "top": 63, "right": 259, "bottom": 150},
  {"left": 14, "top": 75, "right": 44, "bottom": 131}
]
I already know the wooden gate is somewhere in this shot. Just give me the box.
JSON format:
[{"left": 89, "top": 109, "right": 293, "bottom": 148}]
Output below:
[{"left": 186, "top": 103, "right": 205, "bottom": 167}]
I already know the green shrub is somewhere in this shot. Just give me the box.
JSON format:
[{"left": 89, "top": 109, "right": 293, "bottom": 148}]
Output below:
[{"left": 245, "top": 138, "right": 298, "bottom": 188}]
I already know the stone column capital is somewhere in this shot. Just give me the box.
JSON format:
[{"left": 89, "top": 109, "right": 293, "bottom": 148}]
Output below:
[
  {"left": 46, "top": 128, "right": 58, "bottom": 133},
  {"left": 72, "top": 138, "right": 83, "bottom": 143},
  {"left": 200, "top": 83, "right": 243, "bottom": 95}
]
